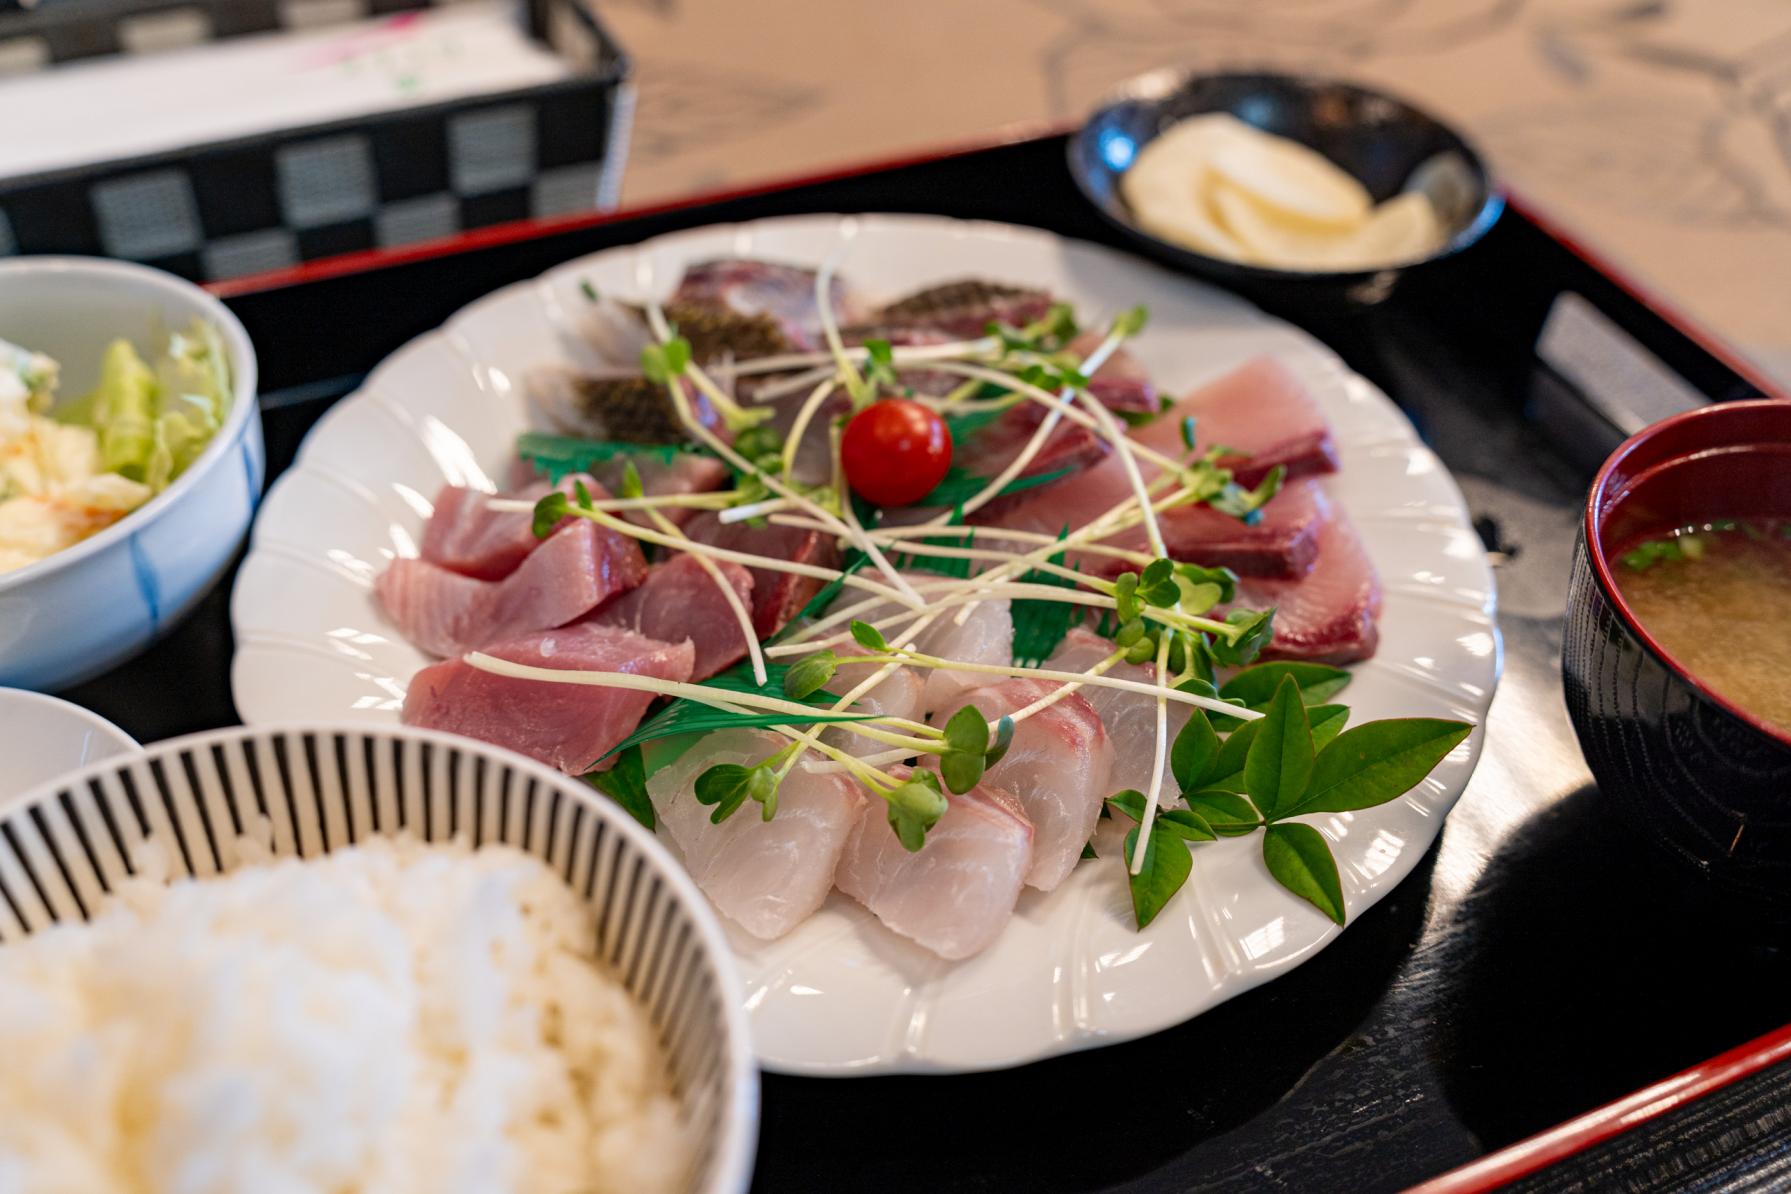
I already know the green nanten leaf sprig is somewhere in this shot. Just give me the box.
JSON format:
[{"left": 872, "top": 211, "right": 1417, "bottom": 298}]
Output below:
[{"left": 1103, "top": 667, "right": 1472, "bottom": 928}]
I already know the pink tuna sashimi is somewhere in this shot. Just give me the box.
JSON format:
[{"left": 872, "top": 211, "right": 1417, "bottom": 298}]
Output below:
[
  {"left": 1044, "top": 628, "right": 1192, "bottom": 799},
  {"left": 1239, "top": 509, "right": 1382, "bottom": 665},
  {"left": 420, "top": 473, "right": 598, "bottom": 581},
  {"left": 587, "top": 552, "right": 754, "bottom": 681},
  {"left": 589, "top": 452, "right": 731, "bottom": 529},
  {"left": 1136, "top": 356, "right": 1340, "bottom": 488},
  {"left": 956, "top": 678, "right": 1114, "bottom": 891},
  {"left": 673, "top": 259, "right": 856, "bottom": 351},
  {"left": 401, "top": 624, "right": 694, "bottom": 774},
  {"left": 377, "top": 519, "right": 648, "bottom": 658},
  {"left": 648, "top": 728, "right": 864, "bottom": 940},
  {"left": 682, "top": 512, "right": 841, "bottom": 637},
  {"left": 835, "top": 766, "right": 1033, "bottom": 960},
  {"left": 978, "top": 453, "right": 1328, "bottom": 580}
]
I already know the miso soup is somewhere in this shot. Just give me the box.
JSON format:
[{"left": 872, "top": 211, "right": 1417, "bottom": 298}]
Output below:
[{"left": 1615, "top": 520, "right": 1791, "bottom": 735}]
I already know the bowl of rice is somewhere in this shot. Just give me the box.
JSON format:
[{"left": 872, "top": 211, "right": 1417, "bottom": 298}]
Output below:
[{"left": 0, "top": 724, "right": 758, "bottom": 1193}]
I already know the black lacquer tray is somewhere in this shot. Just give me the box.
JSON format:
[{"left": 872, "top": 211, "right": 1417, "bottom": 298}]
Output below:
[{"left": 59, "top": 132, "right": 1791, "bottom": 1193}]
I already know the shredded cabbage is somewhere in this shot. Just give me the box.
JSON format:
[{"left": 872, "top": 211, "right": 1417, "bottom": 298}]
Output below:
[{"left": 76, "top": 320, "right": 232, "bottom": 494}]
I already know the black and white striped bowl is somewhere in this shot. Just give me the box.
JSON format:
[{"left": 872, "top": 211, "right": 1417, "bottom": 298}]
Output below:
[{"left": 0, "top": 724, "right": 758, "bottom": 1193}]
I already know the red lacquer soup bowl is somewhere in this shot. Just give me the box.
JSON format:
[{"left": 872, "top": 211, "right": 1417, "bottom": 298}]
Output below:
[{"left": 1563, "top": 399, "right": 1791, "bottom": 913}]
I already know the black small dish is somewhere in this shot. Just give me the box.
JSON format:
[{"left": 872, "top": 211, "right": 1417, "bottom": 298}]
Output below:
[{"left": 1068, "top": 70, "right": 1504, "bottom": 308}]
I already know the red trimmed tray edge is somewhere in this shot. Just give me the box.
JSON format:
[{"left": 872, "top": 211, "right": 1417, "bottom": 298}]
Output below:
[{"left": 1406, "top": 1021, "right": 1791, "bottom": 1192}]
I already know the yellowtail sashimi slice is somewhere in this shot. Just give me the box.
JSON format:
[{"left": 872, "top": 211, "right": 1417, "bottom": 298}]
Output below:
[
  {"left": 649, "top": 727, "right": 866, "bottom": 941},
  {"left": 835, "top": 767, "right": 1033, "bottom": 961},
  {"left": 957, "top": 678, "right": 1114, "bottom": 891}
]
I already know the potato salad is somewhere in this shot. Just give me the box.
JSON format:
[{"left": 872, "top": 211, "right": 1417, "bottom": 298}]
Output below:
[{"left": 0, "top": 324, "right": 230, "bottom": 574}]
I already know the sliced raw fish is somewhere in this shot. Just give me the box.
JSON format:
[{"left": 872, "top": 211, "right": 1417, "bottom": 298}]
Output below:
[
  {"left": 1137, "top": 356, "right": 1340, "bottom": 487},
  {"left": 377, "top": 520, "right": 647, "bottom": 658},
  {"left": 910, "top": 595, "right": 1013, "bottom": 717},
  {"left": 819, "top": 649, "right": 926, "bottom": 760},
  {"left": 954, "top": 412, "right": 1110, "bottom": 502},
  {"left": 835, "top": 765, "right": 1033, "bottom": 960},
  {"left": 420, "top": 474, "right": 585, "bottom": 581},
  {"left": 682, "top": 511, "right": 842, "bottom": 637},
  {"left": 854, "top": 578, "right": 1013, "bottom": 717},
  {"left": 1239, "top": 508, "right": 1382, "bottom": 664},
  {"left": 588, "top": 552, "right": 754, "bottom": 680},
  {"left": 1067, "top": 331, "right": 1157, "bottom": 416},
  {"left": 673, "top": 260, "right": 856, "bottom": 352},
  {"left": 526, "top": 365, "right": 725, "bottom": 442},
  {"left": 1044, "top": 628, "right": 1191, "bottom": 798},
  {"left": 589, "top": 452, "right": 730, "bottom": 529},
  {"left": 648, "top": 728, "right": 865, "bottom": 940},
  {"left": 956, "top": 678, "right": 1114, "bottom": 890},
  {"left": 401, "top": 624, "right": 694, "bottom": 774},
  {"left": 976, "top": 455, "right": 1328, "bottom": 579},
  {"left": 861, "top": 280, "right": 1054, "bottom": 339}
]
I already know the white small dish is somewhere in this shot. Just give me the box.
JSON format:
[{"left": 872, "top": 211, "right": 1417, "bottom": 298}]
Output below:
[
  {"left": 230, "top": 213, "right": 1500, "bottom": 1074},
  {"left": 0, "top": 256, "right": 263, "bottom": 692},
  {"left": 0, "top": 688, "right": 138, "bottom": 806}
]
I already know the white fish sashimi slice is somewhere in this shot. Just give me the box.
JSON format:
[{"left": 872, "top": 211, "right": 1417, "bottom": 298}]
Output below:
[
  {"left": 1044, "top": 628, "right": 1190, "bottom": 799},
  {"left": 848, "top": 575, "right": 1013, "bottom": 718},
  {"left": 912, "top": 597, "right": 1013, "bottom": 718},
  {"left": 648, "top": 728, "right": 864, "bottom": 941},
  {"left": 835, "top": 767, "right": 1033, "bottom": 961},
  {"left": 822, "top": 652, "right": 925, "bottom": 760},
  {"left": 958, "top": 678, "right": 1114, "bottom": 891}
]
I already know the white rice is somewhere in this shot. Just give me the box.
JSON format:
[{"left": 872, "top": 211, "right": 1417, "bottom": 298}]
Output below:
[{"left": 0, "top": 838, "right": 691, "bottom": 1194}]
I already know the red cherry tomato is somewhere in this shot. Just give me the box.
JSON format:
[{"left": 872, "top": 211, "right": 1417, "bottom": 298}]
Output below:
[{"left": 840, "top": 398, "right": 953, "bottom": 506}]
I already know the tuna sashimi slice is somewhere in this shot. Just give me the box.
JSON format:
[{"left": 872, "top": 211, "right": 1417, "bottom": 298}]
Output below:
[
  {"left": 1137, "top": 356, "right": 1340, "bottom": 487},
  {"left": 1044, "top": 628, "right": 1192, "bottom": 799},
  {"left": 682, "top": 512, "right": 841, "bottom": 637},
  {"left": 589, "top": 453, "right": 730, "bottom": 529},
  {"left": 377, "top": 519, "right": 647, "bottom": 658},
  {"left": 835, "top": 766, "right": 1033, "bottom": 960},
  {"left": 401, "top": 624, "right": 694, "bottom": 774},
  {"left": 956, "top": 678, "right": 1114, "bottom": 891},
  {"left": 587, "top": 552, "right": 754, "bottom": 681},
  {"left": 648, "top": 728, "right": 865, "bottom": 941},
  {"left": 1239, "top": 509, "right": 1383, "bottom": 665},
  {"left": 420, "top": 473, "right": 589, "bottom": 581},
  {"left": 979, "top": 454, "right": 1328, "bottom": 580}
]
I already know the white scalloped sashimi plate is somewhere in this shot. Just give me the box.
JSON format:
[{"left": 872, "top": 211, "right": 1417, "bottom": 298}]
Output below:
[{"left": 231, "top": 214, "right": 1499, "bottom": 1075}]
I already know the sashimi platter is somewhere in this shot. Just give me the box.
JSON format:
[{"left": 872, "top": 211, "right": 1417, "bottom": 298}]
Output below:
[{"left": 233, "top": 214, "right": 1498, "bottom": 1073}]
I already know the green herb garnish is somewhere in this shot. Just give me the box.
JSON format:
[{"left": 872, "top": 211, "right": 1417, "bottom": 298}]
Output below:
[{"left": 1105, "top": 672, "right": 1472, "bottom": 927}]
